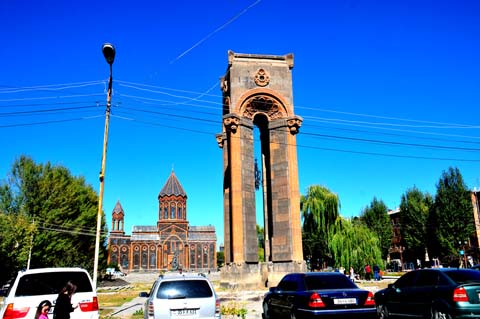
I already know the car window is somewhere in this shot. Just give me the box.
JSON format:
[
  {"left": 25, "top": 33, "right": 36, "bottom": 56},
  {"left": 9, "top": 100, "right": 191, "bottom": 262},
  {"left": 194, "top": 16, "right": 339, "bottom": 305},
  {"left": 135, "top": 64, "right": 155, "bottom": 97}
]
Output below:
[
  {"left": 277, "top": 275, "right": 298, "bottom": 291},
  {"left": 156, "top": 280, "right": 213, "bottom": 299},
  {"left": 305, "top": 274, "right": 356, "bottom": 290},
  {"left": 415, "top": 271, "right": 438, "bottom": 286},
  {"left": 394, "top": 271, "right": 417, "bottom": 288},
  {"left": 444, "top": 270, "right": 480, "bottom": 284},
  {"left": 15, "top": 272, "right": 93, "bottom": 296}
]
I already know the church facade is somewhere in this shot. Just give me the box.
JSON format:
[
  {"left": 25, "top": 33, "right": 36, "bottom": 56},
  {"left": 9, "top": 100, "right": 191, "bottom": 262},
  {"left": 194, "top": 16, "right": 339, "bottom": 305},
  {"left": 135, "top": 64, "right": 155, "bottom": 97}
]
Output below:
[{"left": 107, "top": 170, "right": 217, "bottom": 272}]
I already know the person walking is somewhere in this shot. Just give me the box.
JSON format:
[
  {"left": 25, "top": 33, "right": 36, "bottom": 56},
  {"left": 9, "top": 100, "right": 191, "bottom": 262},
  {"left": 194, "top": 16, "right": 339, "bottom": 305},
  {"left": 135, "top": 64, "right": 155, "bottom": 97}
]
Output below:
[
  {"left": 373, "top": 264, "right": 380, "bottom": 281},
  {"left": 349, "top": 266, "right": 355, "bottom": 282},
  {"left": 364, "top": 264, "right": 372, "bottom": 281},
  {"left": 35, "top": 300, "right": 52, "bottom": 319},
  {"left": 53, "top": 281, "right": 78, "bottom": 319}
]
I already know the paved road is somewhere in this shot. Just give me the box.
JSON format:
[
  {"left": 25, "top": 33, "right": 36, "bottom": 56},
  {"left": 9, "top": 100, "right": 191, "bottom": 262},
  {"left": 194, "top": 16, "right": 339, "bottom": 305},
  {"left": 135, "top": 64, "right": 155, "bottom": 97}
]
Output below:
[
  {"left": 103, "top": 272, "right": 391, "bottom": 319},
  {"left": 103, "top": 272, "right": 265, "bottom": 319}
]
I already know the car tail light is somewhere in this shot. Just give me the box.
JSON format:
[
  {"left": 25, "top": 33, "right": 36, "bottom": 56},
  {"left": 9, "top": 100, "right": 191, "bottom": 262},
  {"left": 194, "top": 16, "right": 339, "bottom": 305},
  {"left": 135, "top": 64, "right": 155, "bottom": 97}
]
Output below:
[
  {"left": 364, "top": 291, "right": 375, "bottom": 306},
  {"left": 453, "top": 287, "right": 469, "bottom": 302},
  {"left": 215, "top": 297, "right": 221, "bottom": 318},
  {"left": 308, "top": 292, "right": 325, "bottom": 308},
  {"left": 78, "top": 297, "right": 99, "bottom": 312},
  {"left": 2, "top": 304, "right": 30, "bottom": 319},
  {"left": 147, "top": 300, "right": 155, "bottom": 319}
]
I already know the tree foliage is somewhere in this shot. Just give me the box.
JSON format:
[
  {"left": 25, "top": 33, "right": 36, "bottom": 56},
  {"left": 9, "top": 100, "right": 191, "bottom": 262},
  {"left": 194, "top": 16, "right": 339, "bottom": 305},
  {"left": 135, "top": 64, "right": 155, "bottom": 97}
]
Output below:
[
  {"left": 428, "top": 167, "right": 474, "bottom": 261},
  {"left": 301, "top": 185, "right": 341, "bottom": 267},
  {"left": 330, "top": 218, "right": 383, "bottom": 273},
  {"left": 0, "top": 156, "right": 107, "bottom": 284},
  {"left": 359, "top": 197, "right": 392, "bottom": 259},
  {"left": 400, "top": 187, "right": 432, "bottom": 263}
]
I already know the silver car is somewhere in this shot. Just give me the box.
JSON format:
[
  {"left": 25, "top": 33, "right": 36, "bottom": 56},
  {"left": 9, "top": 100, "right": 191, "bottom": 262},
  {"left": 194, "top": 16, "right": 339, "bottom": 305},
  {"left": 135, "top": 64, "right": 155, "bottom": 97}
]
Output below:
[{"left": 140, "top": 272, "right": 221, "bottom": 319}]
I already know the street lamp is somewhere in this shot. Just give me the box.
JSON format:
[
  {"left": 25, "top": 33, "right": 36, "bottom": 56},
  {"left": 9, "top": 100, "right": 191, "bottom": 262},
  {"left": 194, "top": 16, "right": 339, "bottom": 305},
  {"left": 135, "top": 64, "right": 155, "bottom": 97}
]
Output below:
[
  {"left": 459, "top": 240, "right": 468, "bottom": 268},
  {"left": 93, "top": 43, "right": 116, "bottom": 290}
]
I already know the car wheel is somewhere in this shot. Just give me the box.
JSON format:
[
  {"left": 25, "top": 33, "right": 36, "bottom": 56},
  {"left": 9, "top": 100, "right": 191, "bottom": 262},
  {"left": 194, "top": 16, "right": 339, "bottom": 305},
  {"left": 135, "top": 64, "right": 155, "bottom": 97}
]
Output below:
[
  {"left": 377, "top": 305, "right": 389, "bottom": 319},
  {"left": 262, "top": 302, "right": 270, "bottom": 319},
  {"left": 431, "top": 307, "right": 453, "bottom": 319}
]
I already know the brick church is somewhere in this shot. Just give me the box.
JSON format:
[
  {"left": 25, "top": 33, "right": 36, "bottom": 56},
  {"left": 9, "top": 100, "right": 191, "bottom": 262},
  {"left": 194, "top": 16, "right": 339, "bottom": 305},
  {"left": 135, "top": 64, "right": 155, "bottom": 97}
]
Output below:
[{"left": 107, "top": 170, "right": 217, "bottom": 272}]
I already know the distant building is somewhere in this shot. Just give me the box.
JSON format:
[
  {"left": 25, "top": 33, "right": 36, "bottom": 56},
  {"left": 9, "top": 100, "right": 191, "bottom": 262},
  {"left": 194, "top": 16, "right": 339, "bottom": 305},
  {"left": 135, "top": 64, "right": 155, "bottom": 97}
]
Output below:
[
  {"left": 387, "top": 189, "right": 480, "bottom": 268},
  {"left": 107, "top": 170, "right": 217, "bottom": 272}
]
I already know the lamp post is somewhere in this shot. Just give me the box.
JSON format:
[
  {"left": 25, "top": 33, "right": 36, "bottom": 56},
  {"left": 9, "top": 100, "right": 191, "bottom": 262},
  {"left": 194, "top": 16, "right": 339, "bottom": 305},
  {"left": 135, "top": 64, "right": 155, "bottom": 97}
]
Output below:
[
  {"left": 93, "top": 43, "right": 115, "bottom": 290},
  {"left": 459, "top": 240, "right": 468, "bottom": 268}
]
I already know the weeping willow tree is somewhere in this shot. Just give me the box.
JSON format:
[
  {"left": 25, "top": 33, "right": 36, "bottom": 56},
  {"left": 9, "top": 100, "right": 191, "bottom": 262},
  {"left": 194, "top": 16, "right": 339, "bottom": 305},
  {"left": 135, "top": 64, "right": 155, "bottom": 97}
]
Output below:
[
  {"left": 301, "top": 185, "right": 342, "bottom": 268},
  {"left": 329, "top": 218, "right": 383, "bottom": 273}
]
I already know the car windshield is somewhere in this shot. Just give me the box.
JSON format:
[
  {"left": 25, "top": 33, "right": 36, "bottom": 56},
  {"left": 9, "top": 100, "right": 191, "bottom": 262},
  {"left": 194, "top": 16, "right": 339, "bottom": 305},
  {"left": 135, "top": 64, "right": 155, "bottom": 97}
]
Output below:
[
  {"left": 15, "top": 272, "right": 93, "bottom": 296},
  {"left": 444, "top": 270, "right": 480, "bottom": 284},
  {"left": 156, "top": 280, "right": 213, "bottom": 299},
  {"left": 305, "top": 274, "right": 357, "bottom": 290}
]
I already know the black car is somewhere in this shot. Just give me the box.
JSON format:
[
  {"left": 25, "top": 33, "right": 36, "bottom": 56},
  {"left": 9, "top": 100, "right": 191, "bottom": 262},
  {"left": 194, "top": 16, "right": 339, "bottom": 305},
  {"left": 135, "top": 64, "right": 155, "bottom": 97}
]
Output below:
[
  {"left": 375, "top": 268, "right": 480, "bottom": 318},
  {"left": 262, "top": 272, "right": 376, "bottom": 319}
]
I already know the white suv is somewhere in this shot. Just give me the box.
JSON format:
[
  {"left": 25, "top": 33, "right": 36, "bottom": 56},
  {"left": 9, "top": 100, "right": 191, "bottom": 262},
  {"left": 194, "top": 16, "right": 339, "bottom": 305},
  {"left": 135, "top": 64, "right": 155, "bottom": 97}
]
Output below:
[
  {"left": 140, "top": 273, "right": 221, "bottom": 319},
  {"left": 0, "top": 267, "right": 99, "bottom": 319}
]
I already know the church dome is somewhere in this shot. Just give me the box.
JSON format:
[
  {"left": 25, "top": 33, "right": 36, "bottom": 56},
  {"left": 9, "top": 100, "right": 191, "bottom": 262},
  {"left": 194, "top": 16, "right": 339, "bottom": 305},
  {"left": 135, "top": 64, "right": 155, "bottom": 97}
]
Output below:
[{"left": 158, "top": 170, "right": 187, "bottom": 197}]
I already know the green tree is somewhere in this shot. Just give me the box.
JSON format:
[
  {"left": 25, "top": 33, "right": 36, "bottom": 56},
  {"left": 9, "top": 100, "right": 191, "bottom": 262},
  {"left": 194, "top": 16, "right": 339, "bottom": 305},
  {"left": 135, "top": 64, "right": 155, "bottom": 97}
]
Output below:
[
  {"left": 330, "top": 218, "right": 383, "bottom": 273},
  {"left": 256, "top": 224, "right": 265, "bottom": 262},
  {"left": 217, "top": 251, "right": 225, "bottom": 268},
  {"left": 399, "top": 187, "right": 432, "bottom": 264},
  {"left": 428, "top": 167, "right": 474, "bottom": 263},
  {"left": 0, "top": 155, "right": 107, "bottom": 283},
  {"left": 359, "top": 197, "right": 392, "bottom": 260},
  {"left": 301, "top": 185, "right": 341, "bottom": 268}
]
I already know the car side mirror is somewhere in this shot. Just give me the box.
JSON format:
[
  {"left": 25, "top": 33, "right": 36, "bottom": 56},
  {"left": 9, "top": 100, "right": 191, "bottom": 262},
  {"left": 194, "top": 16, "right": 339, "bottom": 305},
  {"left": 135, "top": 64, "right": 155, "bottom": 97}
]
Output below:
[
  {"left": 269, "top": 287, "right": 277, "bottom": 293},
  {"left": 139, "top": 292, "right": 149, "bottom": 297}
]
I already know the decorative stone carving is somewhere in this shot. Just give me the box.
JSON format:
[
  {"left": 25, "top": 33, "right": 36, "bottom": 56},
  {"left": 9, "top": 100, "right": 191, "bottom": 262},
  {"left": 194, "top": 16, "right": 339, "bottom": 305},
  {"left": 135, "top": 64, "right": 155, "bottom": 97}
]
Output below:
[
  {"left": 220, "top": 77, "right": 228, "bottom": 92},
  {"left": 216, "top": 133, "right": 225, "bottom": 148},
  {"left": 254, "top": 68, "right": 270, "bottom": 87},
  {"left": 286, "top": 116, "right": 303, "bottom": 135},
  {"left": 223, "top": 97, "right": 230, "bottom": 114},
  {"left": 242, "top": 95, "right": 284, "bottom": 120},
  {"left": 223, "top": 115, "right": 241, "bottom": 133}
]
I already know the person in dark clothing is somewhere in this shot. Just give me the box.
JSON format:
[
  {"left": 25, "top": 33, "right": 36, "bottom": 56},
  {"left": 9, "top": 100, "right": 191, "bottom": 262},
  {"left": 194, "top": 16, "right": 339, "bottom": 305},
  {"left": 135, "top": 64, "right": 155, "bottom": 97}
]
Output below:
[
  {"left": 53, "top": 281, "right": 78, "bottom": 319},
  {"left": 373, "top": 264, "right": 380, "bottom": 281}
]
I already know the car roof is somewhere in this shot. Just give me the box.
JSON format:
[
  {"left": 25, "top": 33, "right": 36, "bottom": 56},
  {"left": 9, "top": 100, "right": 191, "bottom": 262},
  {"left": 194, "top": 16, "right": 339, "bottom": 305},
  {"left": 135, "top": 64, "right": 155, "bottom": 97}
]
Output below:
[
  {"left": 16, "top": 267, "right": 89, "bottom": 275},
  {"left": 414, "top": 268, "right": 477, "bottom": 272},
  {"left": 287, "top": 272, "right": 346, "bottom": 277},
  {"left": 157, "top": 272, "right": 209, "bottom": 280}
]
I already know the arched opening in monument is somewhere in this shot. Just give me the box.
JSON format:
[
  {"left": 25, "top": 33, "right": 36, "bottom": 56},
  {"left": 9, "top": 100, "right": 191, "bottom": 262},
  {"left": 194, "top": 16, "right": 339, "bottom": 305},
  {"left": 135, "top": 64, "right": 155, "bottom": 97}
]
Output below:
[{"left": 253, "top": 113, "right": 272, "bottom": 262}]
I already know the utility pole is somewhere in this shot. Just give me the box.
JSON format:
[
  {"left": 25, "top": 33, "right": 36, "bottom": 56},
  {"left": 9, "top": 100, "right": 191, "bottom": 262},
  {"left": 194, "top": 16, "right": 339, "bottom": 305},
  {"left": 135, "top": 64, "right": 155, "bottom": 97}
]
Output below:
[{"left": 93, "top": 43, "right": 115, "bottom": 290}]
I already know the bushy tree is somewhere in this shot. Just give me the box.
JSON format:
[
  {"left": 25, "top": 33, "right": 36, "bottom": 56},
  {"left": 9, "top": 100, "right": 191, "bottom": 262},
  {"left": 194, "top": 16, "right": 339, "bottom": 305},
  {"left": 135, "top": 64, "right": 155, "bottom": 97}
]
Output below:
[
  {"left": 301, "top": 185, "right": 341, "bottom": 268},
  {"left": 330, "top": 218, "right": 383, "bottom": 274},
  {"left": 359, "top": 197, "right": 392, "bottom": 259},
  {"left": 428, "top": 167, "right": 474, "bottom": 262},
  {"left": 400, "top": 187, "right": 432, "bottom": 264},
  {"left": 0, "top": 155, "right": 107, "bottom": 284}
]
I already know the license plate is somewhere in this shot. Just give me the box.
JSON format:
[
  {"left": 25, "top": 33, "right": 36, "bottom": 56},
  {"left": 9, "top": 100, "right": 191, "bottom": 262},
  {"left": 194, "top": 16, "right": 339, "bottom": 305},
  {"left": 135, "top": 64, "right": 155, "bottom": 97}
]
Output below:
[
  {"left": 333, "top": 298, "right": 357, "bottom": 305},
  {"left": 170, "top": 309, "right": 198, "bottom": 319}
]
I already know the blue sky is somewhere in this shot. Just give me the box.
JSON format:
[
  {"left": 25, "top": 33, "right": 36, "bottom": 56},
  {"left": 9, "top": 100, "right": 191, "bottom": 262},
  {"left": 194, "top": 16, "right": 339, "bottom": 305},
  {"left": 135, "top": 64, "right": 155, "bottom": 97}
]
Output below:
[{"left": 1, "top": 0, "right": 479, "bottom": 246}]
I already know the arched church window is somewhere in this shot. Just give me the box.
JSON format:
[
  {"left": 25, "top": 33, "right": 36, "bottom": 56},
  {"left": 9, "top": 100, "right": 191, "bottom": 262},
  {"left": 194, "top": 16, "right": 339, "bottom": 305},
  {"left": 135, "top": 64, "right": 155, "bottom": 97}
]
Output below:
[
  {"left": 171, "top": 203, "right": 175, "bottom": 219},
  {"left": 142, "top": 252, "right": 148, "bottom": 269},
  {"left": 149, "top": 252, "right": 156, "bottom": 269},
  {"left": 164, "top": 206, "right": 168, "bottom": 219},
  {"left": 178, "top": 206, "right": 182, "bottom": 219}
]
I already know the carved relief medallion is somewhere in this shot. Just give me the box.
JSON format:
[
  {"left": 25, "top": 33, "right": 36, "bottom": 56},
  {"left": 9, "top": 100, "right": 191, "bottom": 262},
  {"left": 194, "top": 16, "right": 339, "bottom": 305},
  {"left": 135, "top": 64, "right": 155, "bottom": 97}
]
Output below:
[{"left": 254, "top": 68, "right": 270, "bottom": 87}]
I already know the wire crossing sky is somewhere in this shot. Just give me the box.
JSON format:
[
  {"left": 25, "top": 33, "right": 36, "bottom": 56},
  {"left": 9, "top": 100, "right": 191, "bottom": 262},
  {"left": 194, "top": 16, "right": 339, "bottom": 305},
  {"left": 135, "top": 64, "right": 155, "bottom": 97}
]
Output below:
[{"left": 1, "top": 0, "right": 479, "bottom": 245}]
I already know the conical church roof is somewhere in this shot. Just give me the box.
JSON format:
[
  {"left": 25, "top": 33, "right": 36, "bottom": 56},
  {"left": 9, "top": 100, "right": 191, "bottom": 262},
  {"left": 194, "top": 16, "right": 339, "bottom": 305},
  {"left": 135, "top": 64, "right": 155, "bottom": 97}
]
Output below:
[
  {"left": 113, "top": 200, "right": 123, "bottom": 213},
  {"left": 159, "top": 170, "right": 186, "bottom": 197}
]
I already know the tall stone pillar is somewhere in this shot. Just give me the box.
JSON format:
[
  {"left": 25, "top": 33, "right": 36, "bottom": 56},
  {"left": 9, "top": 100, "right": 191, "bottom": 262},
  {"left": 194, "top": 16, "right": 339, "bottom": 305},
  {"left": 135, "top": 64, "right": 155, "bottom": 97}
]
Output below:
[{"left": 217, "top": 51, "right": 304, "bottom": 278}]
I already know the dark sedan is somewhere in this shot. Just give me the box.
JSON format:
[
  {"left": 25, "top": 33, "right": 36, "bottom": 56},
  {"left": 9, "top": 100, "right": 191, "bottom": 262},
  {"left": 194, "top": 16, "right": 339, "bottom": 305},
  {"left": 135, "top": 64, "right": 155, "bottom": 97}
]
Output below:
[
  {"left": 262, "top": 272, "right": 376, "bottom": 319},
  {"left": 375, "top": 268, "right": 480, "bottom": 318}
]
